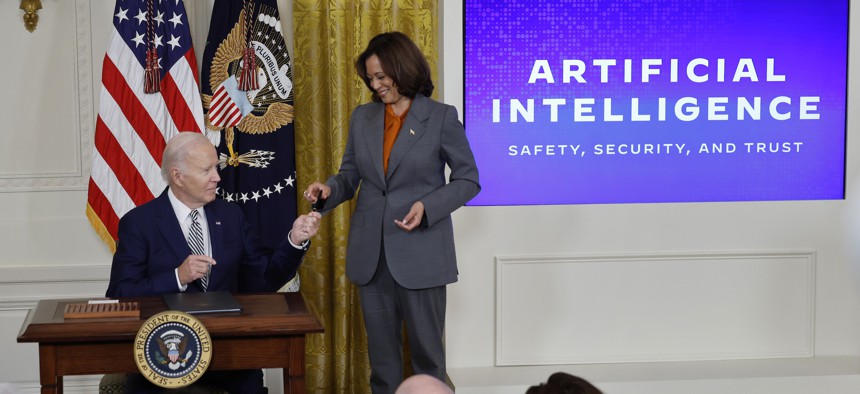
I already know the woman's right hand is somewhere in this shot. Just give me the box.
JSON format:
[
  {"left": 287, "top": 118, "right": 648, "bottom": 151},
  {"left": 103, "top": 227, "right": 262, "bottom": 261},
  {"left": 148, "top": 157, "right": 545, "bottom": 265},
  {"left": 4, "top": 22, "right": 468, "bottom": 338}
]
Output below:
[{"left": 303, "top": 182, "right": 331, "bottom": 203}]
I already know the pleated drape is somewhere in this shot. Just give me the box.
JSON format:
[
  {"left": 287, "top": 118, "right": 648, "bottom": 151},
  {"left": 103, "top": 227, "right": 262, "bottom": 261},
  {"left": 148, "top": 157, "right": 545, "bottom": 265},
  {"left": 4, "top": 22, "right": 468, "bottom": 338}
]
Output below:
[{"left": 292, "top": 1, "right": 438, "bottom": 392}]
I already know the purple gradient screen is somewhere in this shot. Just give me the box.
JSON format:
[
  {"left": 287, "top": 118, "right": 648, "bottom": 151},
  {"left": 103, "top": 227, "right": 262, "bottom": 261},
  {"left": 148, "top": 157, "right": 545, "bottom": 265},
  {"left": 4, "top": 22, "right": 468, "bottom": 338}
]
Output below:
[{"left": 464, "top": 0, "right": 848, "bottom": 205}]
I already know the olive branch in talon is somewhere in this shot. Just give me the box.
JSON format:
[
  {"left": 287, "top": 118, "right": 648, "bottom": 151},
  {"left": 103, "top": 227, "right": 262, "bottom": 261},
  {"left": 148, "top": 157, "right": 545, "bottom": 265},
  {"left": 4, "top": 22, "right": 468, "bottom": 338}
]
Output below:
[{"left": 219, "top": 150, "right": 275, "bottom": 169}]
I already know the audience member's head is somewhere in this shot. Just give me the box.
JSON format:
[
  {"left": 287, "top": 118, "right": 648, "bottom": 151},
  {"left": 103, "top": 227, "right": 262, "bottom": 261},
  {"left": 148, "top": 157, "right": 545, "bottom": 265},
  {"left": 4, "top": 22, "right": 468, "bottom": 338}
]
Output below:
[
  {"left": 525, "top": 372, "right": 603, "bottom": 394},
  {"left": 395, "top": 374, "right": 453, "bottom": 394}
]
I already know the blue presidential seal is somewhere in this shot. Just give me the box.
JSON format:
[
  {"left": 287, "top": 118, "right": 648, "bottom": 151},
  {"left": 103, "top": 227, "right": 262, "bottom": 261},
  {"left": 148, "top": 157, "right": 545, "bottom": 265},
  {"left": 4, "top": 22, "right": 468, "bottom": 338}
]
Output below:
[{"left": 134, "top": 311, "right": 212, "bottom": 388}]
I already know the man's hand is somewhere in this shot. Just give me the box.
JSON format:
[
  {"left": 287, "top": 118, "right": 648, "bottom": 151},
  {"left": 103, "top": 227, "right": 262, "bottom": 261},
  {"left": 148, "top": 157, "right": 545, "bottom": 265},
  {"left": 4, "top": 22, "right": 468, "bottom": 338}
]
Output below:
[
  {"left": 177, "top": 255, "right": 217, "bottom": 285},
  {"left": 290, "top": 211, "right": 322, "bottom": 245}
]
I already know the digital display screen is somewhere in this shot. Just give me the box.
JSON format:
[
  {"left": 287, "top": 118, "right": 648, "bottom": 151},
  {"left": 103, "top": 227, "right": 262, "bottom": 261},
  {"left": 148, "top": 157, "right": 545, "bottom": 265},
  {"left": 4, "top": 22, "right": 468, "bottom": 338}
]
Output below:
[{"left": 464, "top": 0, "right": 848, "bottom": 205}]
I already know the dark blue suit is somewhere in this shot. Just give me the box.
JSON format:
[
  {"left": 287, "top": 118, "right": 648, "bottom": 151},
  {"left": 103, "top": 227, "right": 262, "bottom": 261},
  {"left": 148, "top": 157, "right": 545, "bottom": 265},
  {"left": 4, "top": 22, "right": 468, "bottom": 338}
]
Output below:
[
  {"left": 106, "top": 189, "right": 306, "bottom": 393},
  {"left": 106, "top": 189, "right": 305, "bottom": 297}
]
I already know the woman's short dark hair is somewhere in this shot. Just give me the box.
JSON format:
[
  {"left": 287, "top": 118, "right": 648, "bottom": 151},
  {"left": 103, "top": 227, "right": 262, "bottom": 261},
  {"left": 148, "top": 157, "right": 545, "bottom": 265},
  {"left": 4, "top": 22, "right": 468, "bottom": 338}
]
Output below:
[{"left": 355, "top": 31, "right": 434, "bottom": 101}]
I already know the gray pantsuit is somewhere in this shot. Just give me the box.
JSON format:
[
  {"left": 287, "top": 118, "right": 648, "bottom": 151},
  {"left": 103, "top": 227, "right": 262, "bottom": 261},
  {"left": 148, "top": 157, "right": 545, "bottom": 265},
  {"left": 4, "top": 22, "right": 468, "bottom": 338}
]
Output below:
[{"left": 322, "top": 94, "right": 480, "bottom": 393}]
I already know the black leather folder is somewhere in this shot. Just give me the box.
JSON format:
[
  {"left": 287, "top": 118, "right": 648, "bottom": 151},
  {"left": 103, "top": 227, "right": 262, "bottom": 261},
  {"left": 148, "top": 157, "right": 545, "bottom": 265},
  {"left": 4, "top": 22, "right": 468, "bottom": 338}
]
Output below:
[{"left": 162, "top": 291, "right": 242, "bottom": 314}]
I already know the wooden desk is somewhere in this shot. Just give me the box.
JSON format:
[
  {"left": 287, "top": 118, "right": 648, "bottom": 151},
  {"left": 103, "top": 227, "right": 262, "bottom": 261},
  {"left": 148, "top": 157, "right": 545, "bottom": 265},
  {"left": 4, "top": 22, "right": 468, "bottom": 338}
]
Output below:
[{"left": 17, "top": 293, "right": 323, "bottom": 394}]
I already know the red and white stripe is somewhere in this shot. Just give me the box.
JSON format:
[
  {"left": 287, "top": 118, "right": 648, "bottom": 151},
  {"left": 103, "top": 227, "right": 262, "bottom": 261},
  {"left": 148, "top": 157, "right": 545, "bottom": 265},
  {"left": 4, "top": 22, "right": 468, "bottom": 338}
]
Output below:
[{"left": 208, "top": 83, "right": 243, "bottom": 128}]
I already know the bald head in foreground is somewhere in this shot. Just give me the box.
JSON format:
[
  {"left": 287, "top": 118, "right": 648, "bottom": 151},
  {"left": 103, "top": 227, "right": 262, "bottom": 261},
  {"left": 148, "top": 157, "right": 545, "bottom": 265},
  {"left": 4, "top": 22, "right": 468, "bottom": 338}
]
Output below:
[{"left": 395, "top": 374, "right": 453, "bottom": 394}]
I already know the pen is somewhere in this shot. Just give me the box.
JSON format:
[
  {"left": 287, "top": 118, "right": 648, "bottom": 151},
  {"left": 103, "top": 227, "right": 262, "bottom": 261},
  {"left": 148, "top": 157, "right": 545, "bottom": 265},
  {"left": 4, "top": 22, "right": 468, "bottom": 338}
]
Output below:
[{"left": 312, "top": 190, "right": 325, "bottom": 212}]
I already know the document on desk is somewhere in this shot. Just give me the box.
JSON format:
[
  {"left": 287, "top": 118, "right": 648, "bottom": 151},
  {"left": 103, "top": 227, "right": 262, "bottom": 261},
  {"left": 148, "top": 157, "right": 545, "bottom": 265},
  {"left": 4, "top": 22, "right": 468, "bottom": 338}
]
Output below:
[{"left": 163, "top": 291, "right": 243, "bottom": 314}]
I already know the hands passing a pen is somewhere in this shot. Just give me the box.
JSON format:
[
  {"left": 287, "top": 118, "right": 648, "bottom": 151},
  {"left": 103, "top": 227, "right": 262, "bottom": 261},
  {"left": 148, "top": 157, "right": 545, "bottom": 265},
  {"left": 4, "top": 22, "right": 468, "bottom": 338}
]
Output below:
[
  {"left": 176, "top": 210, "right": 321, "bottom": 286},
  {"left": 303, "top": 182, "right": 330, "bottom": 210},
  {"left": 302, "top": 182, "right": 424, "bottom": 232}
]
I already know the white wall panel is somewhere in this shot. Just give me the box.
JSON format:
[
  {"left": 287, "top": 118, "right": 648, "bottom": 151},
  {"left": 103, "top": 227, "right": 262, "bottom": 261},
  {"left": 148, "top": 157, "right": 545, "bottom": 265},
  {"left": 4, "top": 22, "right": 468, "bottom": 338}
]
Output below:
[
  {"left": 495, "top": 251, "right": 815, "bottom": 365},
  {"left": 0, "top": 1, "right": 93, "bottom": 192},
  {"left": 0, "top": 308, "right": 41, "bottom": 388},
  {"left": 0, "top": 265, "right": 110, "bottom": 391},
  {"left": 0, "top": 265, "right": 110, "bottom": 302}
]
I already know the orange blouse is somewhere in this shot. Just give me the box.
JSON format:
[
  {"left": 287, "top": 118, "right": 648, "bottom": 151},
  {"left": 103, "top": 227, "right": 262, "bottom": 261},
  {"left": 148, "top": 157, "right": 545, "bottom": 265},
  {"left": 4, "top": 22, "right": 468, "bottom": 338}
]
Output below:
[{"left": 383, "top": 103, "right": 410, "bottom": 174}]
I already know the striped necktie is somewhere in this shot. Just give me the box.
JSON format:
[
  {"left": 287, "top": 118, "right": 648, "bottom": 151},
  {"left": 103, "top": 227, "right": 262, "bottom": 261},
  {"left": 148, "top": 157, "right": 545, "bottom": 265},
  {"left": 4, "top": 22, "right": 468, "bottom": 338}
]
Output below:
[{"left": 187, "top": 209, "right": 209, "bottom": 291}]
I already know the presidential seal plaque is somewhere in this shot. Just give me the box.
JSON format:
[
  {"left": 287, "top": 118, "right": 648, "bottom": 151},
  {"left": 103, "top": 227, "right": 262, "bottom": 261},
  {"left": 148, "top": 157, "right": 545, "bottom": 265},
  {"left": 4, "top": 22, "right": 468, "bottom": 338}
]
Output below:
[{"left": 134, "top": 311, "right": 212, "bottom": 388}]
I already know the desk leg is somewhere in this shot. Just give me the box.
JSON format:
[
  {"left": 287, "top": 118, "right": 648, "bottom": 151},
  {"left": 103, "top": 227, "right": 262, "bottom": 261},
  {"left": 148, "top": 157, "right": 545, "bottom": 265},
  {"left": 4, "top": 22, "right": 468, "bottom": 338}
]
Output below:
[
  {"left": 38, "top": 345, "right": 62, "bottom": 394},
  {"left": 284, "top": 337, "right": 306, "bottom": 394},
  {"left": 286, "top": 376, "right": 305, "bottom": 394}
]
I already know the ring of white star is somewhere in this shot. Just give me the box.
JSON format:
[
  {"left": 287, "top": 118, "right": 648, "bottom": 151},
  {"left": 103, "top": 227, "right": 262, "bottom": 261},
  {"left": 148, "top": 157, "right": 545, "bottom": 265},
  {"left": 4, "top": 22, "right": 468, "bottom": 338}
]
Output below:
[{"left": 217, "top": 173, "right": 296, "bottom": 204}]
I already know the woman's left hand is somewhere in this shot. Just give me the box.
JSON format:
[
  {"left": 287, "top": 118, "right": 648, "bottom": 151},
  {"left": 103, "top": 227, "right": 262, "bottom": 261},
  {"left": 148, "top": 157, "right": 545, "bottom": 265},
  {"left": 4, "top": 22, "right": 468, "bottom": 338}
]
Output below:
[{"left": 395, "top": 201, "right": 425, "bottom": 232}]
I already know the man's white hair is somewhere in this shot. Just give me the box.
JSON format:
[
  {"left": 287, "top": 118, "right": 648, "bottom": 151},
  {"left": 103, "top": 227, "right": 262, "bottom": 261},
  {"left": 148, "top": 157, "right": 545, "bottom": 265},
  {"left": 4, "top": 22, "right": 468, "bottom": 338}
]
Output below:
[{"left": 161, "top": 132, "right": 213, "bottom": 183}]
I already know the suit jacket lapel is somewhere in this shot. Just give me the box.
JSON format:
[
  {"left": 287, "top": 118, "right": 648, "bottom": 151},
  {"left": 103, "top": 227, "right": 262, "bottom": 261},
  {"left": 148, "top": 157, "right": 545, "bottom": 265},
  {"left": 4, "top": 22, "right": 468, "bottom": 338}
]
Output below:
[
  {"left": 154, "top": 190, "right": 192, "bottom": 260},
  {"left": 362, "top": 103, "right": 387, "bottom": 185},
  {"left": 386, "top": 95, "right": 429, "bottom": 180},
  {"left": 204, "top": 203, "right": 223, "bottom": 267}
]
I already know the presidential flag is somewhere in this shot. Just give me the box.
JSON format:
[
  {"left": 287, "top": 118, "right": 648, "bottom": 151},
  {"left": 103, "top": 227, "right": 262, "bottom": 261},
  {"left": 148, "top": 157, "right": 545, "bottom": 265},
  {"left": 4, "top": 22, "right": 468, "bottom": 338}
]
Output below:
[
  {"left": 87, "top": 0, "right": 205, "bottom": 250},
  {"left": 201, "top": 0, "right": 298, "bottom": 288}
]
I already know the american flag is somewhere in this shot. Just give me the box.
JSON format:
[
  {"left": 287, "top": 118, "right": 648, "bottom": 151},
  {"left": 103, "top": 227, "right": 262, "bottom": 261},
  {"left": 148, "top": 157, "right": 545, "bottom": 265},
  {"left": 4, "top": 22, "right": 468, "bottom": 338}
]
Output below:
[{"left": 87, "top": 0, "right": 205, "bottom": 251}]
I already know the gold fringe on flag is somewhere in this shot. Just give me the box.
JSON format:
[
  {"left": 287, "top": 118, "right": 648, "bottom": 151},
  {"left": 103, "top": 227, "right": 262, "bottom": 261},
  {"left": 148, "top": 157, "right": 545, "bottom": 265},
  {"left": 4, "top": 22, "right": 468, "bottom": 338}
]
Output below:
[{"left": 86, "top": 204, "right": 118, "bottom": 253}]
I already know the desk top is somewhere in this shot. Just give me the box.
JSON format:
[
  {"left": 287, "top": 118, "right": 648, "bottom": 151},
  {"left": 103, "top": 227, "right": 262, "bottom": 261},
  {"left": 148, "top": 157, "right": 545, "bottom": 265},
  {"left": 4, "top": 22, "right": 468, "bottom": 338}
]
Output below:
[{"left": 17, "top": 292, "right": 323, "bottom": 344}]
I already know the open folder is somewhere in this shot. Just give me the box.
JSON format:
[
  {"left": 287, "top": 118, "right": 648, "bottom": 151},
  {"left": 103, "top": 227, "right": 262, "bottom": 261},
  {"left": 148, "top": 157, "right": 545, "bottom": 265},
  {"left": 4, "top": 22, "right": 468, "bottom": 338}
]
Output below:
[{"left": 162, "top": 291, "right": 243, "bottom": 314}]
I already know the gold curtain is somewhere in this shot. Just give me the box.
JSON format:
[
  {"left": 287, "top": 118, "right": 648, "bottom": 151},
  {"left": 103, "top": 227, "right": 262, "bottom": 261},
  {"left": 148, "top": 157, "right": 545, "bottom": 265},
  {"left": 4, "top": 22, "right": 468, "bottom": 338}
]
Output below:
[{"left": 293, "top": 1, "right": 438, "bottom": 393}]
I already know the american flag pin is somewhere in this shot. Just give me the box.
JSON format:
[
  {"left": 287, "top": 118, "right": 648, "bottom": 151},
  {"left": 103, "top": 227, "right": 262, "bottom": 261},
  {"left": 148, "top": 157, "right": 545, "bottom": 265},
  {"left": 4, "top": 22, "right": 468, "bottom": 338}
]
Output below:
[{"left": 410, "top": 129, "right": 415, "bottom": 135}]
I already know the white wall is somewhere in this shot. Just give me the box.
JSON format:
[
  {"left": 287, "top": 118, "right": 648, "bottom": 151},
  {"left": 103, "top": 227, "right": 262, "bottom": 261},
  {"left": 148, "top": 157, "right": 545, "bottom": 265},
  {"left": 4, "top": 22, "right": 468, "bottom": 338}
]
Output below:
[
  {"left": 1, "top": 1, "right": 859, "bottom": 393},
  {"left": 441, "top": 1, "right": 860, "bottom": 393}
]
